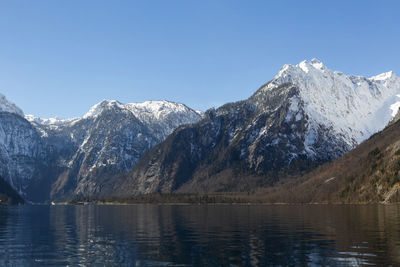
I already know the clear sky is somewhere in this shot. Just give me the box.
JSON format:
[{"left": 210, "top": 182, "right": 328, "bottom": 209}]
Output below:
[{"left": 0, "top": 0, "right": 399, "bottom": 118}]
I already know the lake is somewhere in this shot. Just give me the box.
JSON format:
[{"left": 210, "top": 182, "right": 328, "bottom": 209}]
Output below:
[{"left": 0, "top": 204, "right": 399, "bottom": 266}]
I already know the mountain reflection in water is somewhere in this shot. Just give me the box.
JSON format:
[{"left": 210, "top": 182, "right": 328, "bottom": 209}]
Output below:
[{"left": 0, "top": 204, "right": 399, "bottom": 266}]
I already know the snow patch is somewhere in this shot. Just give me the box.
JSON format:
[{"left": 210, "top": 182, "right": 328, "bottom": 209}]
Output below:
[
  {"left": 310, "top": 58, "right": 324, "bottom": 70},
  {"left": 370, "top": 71, "right": 394, "bottom": 81},
  {"left": 298, "top": 61, "right": 309, "bottom": 73},
  {"left": 390, "top": 94, "right": 400, "bottom": 117}
]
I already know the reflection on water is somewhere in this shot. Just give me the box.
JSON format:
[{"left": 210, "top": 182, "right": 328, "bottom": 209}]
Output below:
[{"left": 0, "top": 204, "right": 400, "bottom": 266}]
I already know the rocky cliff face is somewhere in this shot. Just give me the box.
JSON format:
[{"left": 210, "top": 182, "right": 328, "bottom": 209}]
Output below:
[
  {"left": 0, "top": 176, "right": 24, "bottom": 205},
  {"left": 0, "top": 94, "right": 42, "bottom": 197},
  {"left": 0, "top": 96, "right": 201, "bottom": 202},
  {"left": 114, "top": 59, "right": 400, "bottom": 196},
  {"left": 0, "top": 112, "right": 47, "bottom": 198}
]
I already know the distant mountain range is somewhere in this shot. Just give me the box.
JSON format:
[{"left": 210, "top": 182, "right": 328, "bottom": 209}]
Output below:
[{"left": 1, "top": 59, "right": 400, "bottom": 203}]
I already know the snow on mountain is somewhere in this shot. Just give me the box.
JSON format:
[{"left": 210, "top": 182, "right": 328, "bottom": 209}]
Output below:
[
  {"left": 82, "top": 100, "right": 118, "bottom": 119},
  {"left": 264, "top": 58, "right": 400, "bottom": 147},
  {"left": 81, "top": 100, "right": 201, "bottom": 140},
  {"left": 0, "top": 93, "right": 24, "bottom": 117},
  {"left": 26, "top": 99, "right": 202, "bottom": 200},
  {"left": 27, "top": 99, "right": 201, "bottom": 139},
  {"left": 84, "top": 99, "right": 199, "bottom": 124},
  {"left": 0, "top": 94, "right": 202, "bottom": 201},
  {"left": 116, "top": 59, "right": 400, "bottom": 196},
  {"left": 25, "top": 115, "right": 79, "bottom": 126},
  {"left": 2, "top": 59, "right": 400, "bottom": 200},
  {"left": 0, "top": 111, "right": 45, "bottom": 197},
  {"left": 126, "top": 100, "right": 197, "bottom": 121}
]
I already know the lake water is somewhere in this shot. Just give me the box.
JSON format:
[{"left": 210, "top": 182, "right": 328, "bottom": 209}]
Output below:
[{"left": 0, "top": 204, "right": 400, "bottom": 266}]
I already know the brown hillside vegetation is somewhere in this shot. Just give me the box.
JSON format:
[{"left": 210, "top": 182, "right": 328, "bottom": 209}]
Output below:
[{"left": 259, "top": 119, "right": 400, "bottom": 203}]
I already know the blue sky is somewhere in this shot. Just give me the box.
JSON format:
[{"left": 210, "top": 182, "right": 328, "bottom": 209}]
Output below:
[{"left": 0, "top": 0, "right": 399, "bottom": 118}]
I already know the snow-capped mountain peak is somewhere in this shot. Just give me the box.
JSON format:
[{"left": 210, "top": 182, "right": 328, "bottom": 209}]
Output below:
[
  {"left": 0, "top": 93, "right": 24, "bottom": 117},
  {"left": 25, "top": 115, "right": 79, "bottom": 126},
  {"left": 126, "top": 100, "right": 197, "bottom": 120},
  {"left": 263, "top": 59, "right": 400, "bottom": 148},
  {"left": 297, "top": 58, "right": 326, "bottom": 73},
  {"left": 370, "top": 71, "right": 396, "bottom": 81},
  {"left": 309, "top": 58, "right": 325, "bottom": 69},
  {"left": 83, "top": 99, "right": 200, "bottom": 124},
  {"left": 83, "top": 100, "right": 122, "bottom": 119},
  {"left": 370, "top": 71, "right": 400, "bottom": 90}
]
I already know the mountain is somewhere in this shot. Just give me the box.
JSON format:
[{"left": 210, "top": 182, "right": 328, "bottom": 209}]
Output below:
[
  {"left": 0, "top": 111, "right": 47, "bottom": 199},
  {"left": 1, "top": 59, "right": 399, "bottom": 202},
  {"left": 0, "top": 93, "right": 24, "bottom": 116},
  {"left": 0, "top": 176, "right": 24, "bottom": 205},
  {"left": 44, "top": 100, "right": 201, "bottom": 201},
  {"left": 112, "top": 59, "right": 400, "bottom": 197},
  {"left": 0, "top": 97, "right": 201, "bottom": 202},
  {"left": 0, "top": 94, "right": 44, "bottom": 199},
  {"left": 260, "top": 109, "right": 400, "bottom": 203}
]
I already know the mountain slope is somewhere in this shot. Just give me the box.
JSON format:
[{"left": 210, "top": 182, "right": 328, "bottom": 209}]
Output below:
[
  {"left": 0, "top": 176, "right": 24, "bottom": 205},
  {"left": 0, "top": 112, "right": 50, "bottom": 199},
  {"left": 113, "top": 59, "right": 400, "bottom": 197},
  {"left": 0, "top": 93, "right": 24, "bottom": 116},
  {"left": 261, "top": 111, "right": 400, "bottom": 203},
  {"left": 28, "top": 100, "right": 201, "bottom": 201},
  {"left": 0, "top": 96, "right": 201, "bottom": 202}
]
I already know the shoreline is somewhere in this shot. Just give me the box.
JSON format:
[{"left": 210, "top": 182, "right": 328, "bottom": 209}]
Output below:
[{"left": 47, "top": 201, "right": 399, "bottom": 206}]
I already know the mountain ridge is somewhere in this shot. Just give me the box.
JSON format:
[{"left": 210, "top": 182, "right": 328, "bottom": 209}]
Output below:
[
  {"left": 0, "top": 97, "right": 201, "bottom": 201},
  {"left": 1, "top": 59, "right": 399, "bottom": 202},
  {"left": 110, "top": 59, "right": 400, "bottom": 197},
  {"left": 0, "top": 93, "right": 24, "bottom": 116}
]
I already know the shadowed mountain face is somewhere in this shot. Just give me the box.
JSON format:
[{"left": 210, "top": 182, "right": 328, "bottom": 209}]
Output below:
[
  {"left": 0, "top": 176, "right": 24, "bottom": 205},
  {"left": 112, "top": 60, "right": 400, "bottom": 197}
]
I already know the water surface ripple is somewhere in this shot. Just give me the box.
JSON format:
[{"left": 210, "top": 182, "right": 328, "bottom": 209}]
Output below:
[{"left": 0, "top": 204, "right": 399, "bottom": 266}]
